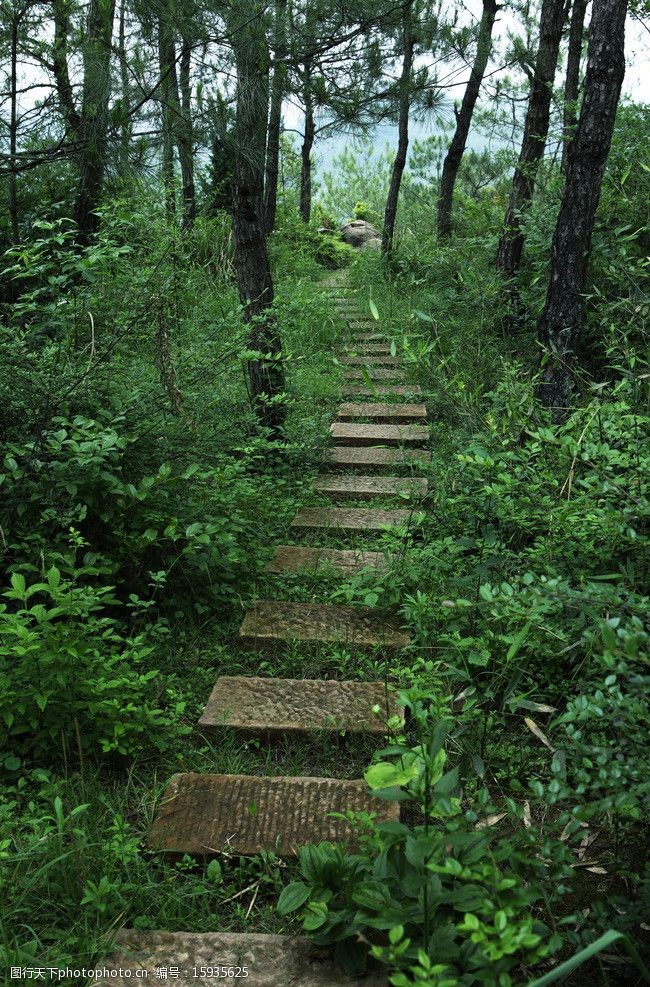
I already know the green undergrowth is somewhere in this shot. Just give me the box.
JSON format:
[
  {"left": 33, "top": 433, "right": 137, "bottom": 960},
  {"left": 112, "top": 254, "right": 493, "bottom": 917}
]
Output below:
[{"left": 2, "top": 191, "right": 648, "bottom": 985}]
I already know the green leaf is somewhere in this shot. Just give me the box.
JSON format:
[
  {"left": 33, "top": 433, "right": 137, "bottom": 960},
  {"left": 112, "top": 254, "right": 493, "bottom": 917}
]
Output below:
[
  {"left": 365, "top": 761, "right": 420, "bottom": 791},
  {"left": 206, "top": 860, "right": 222, "bottom": 884},
  {"left": 278, "top": 881, "right": 311, "bottom": 915},
  {"left": 369, "top": 298, "right": 379, "bottom": 321},
  {"left": 506, "top": 621, "right": 531, "bottom": 661},
  {"left": 527, "top": 930, "right": 650, "bottom": 985},
  {"left": 10, "top": 573, "right": 26, "bottom": 597},
  {"left": 352, "top": 880, "right": 391, "bottom": 911},
  {"left": 46, "top": 567, "right": 61, "bottom": 590},
  {"left": 335, "top": 937, "right": 368, "bottom": 976}
]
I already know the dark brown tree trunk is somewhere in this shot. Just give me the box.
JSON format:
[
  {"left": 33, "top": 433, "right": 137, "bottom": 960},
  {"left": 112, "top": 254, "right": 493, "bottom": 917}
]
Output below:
[
  {"left": 537, "top": 0, "right": 627, "bottom": 417},
  {"left": 229, "top": 2, "right": 286, "bottom": 436},
  {"left": 299, "top": 60, "right": 314, "bottom": 223},
  {"left": 178, "top": 36, "right": 196, "bottom": 229},
  {"left": 157, "top": 14, "right": 176, "bottom": 219},
  {"left": 495, "top": 0, "right": 568, "bottom": 277},
  {"left": 382, "top": 0, "right": 414, "bottom": 255},
  {"left": 436, "top": 0, "right": 498, "bottom": 239},
  {"left": 8, "top": 3, "right": 20, "bottom": 245},
  {"left": 561, "top": 0, "right": 588, "bottom": 172},
  {"left": 74, "top": 0, "right": 116, "bottom": 245},
  {"left": 264, "top": 0, "right": 287, "bottom": 233},
  {"left": 117, "top": 0, "right": 131, "bottom": 172}
]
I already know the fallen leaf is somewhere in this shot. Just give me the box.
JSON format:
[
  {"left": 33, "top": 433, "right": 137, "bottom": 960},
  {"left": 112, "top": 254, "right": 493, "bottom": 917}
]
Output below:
[
  {"left": 523, "top": 801, "right": 531, "bottom": 829},
  {"left": 524, "top": 716, "right": 555, "bottom": 751},
  {"left": 475, "top": 812, "right": 506, "bottom": 829},
  {"left": 586, "top": 866, "right": 608, "bottom": 874}
]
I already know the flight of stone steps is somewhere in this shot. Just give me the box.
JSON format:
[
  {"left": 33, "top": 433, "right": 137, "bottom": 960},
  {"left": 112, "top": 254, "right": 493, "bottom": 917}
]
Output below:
[{"left": 97, "top": 271, "right": 429, "bottom": 986}]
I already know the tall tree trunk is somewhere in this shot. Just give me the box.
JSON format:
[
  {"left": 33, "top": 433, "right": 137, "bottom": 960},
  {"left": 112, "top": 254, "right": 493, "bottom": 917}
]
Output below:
[
  {"left": 436, "top": 0, "right": 498, "bottom": 238},
  {"left": 495, "top": 0, "right": 568, "bottom": 277},
  {"left": 74, "top": 0, "right": 116, "bottom": 245},
  {"left": 299, "top": 60, "right": 314, "bottom": 223},
  {"left": 537, "top": 0, "right": 626, "bottom": 417},
  {"left": 117, "top": 0, "right": 131, "bottom": 172},
  {"left": 229, "top": 2, "right": 286, "bottom": 436},
  {"left": 264, "top": 0, "right": 287, "bottom": 233},
  {"left": 178, "top": 36, "right": 196, "bottom": 229},
  {"left": 382, "top": 0, "right": 414, "bottom": 255},
  {"left": 157, "top": 14, "right": 176, "bottom": 219},
  {"left": 8, "top": 3, "right": 20, "bottom": 245},
  {"left": 561, "top": 0, "right": 588, "bottom": 172}
]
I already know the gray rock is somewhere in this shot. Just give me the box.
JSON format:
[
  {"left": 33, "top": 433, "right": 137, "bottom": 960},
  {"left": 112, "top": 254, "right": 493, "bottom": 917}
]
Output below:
[{"left": 340, "top": 219, "right": 382, "bottom": 249}]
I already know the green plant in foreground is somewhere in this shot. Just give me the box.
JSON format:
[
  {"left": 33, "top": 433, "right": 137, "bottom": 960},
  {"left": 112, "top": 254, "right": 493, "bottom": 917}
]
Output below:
[{"left": 278, "top": 692, "right": 572, "bottom": 985}]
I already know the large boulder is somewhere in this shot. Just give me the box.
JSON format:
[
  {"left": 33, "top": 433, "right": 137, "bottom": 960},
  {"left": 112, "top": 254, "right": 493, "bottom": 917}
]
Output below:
[{"left": 340, "top": 219, "right": 382, "bottom": 250}]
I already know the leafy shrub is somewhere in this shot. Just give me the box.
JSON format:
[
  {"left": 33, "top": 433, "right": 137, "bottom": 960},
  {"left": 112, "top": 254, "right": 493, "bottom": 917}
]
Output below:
[
  {"left": 278, "top": 694, "right": 572, "bottom": 984},
  {"left": 0, "top": 548, "right": 186, "bottom": 761}
]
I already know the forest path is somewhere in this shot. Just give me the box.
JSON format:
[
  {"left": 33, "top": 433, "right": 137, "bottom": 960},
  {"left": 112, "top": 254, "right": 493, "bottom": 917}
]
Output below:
[{"left": 96, "top": 268, "right": 431, "bottom": 985}]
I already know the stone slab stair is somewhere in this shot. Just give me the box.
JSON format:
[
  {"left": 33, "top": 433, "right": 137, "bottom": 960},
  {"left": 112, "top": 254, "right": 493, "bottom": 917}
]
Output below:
[{"left": 98, "top": 274, "right": 427, "bottom": 984}]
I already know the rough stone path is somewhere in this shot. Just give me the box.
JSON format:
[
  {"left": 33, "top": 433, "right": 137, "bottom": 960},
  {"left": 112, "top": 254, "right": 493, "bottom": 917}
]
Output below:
[{"left": 98, "top": 270, "right": 428, "bottom": 985}]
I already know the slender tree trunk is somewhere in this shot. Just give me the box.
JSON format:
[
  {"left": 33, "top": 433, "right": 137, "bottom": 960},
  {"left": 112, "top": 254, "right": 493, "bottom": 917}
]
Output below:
[
  {"left": 157, "top": 14, "right": 176, "bottom": 219},
  {"left": 264, "top": 0, "right": 287, "bottom": 233},
  {"left": 74, "top": 0, "right": 116, "bottom": 245},
  {"left": 9, "top": 3, "right": 20, "bottom": 245},
  {"left": 178, "top": 36, "right": 196, "bottom": 229},
  {"left": 537, "top": 0, "right": 626, "bottom": 417},
  {"left": 382, "top": 0, "right": 414, "bottom": 255},
  {"left": 436, "top": 0, "right": 498, "bottom": 238},
  {"left": 561, "top": 0, "right": 588, "bottom": 172},
  {"left": 117, "top": 0, "right": 131, "bottom": 172},
  {"left": 495, "top": 0, "right": 568, "bottom": 276},
  {"left": 299, "top": 60, "right": 314, "bottom": 223},
  {"left": 229, "top": 3, "right": 286, "bottom": 436}
]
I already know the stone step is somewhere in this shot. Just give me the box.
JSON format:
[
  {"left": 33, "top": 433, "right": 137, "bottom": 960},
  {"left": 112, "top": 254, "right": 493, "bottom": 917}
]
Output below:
[
  {"left": 267, "top": 544, "right": 386, "bottom": 574},
  {"left": 198, "top": 676, "right": 400, "bottom": 734},
  {"left": 341, "top": 384, "right": 423, "bottom": 397},
  {"left": 95, "top": 930, "right": 388, "bottom": 986},
  {"left": 325, "top": 447, "right": 431, "bottom": 468},
  {"left": 239, "top": 600, "right": 410, "bottom": 650},
  {"left": 148, "top": 772, "right": 399, "bottom": 858},
  {"left": 340, "top": 355, "right": 402, "bottom": 366},
  {"left": 346, "top": 343, "right": 392, "bottom": 354},
  {"left": 330, "top": 423, "right": 429, "bottom": 446},
  {"left": 338, "top": 401, "right": 427, "bottom": 422},
  {"left": 343, "top": 368, "right": 406, "bottom": 380},
  {"left": 291, "top": 506, "right": 412, "bottom": 532},
  {"left": 312, "top": 475, "right": 428, "bottom": 499}
]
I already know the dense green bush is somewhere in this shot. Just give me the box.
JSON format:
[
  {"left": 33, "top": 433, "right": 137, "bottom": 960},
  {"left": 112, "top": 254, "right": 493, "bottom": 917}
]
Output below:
[{"left": 0, "top": 548, "right": 185, "bottom": 761}]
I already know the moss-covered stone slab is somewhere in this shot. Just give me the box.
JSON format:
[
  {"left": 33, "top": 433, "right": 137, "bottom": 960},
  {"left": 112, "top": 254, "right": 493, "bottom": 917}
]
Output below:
[
  {"left": 148, "top": 772, "right": 400, "bottom": 856},
  {"left": 312, "top": 475, "right": 428, "bottom": 499},
  {"left": 291, "top": 506, "right": 412, "bottom": 531},
  {"left": 341, "top": 384, "right": 423, "bottom": 397},
  {"left": 266, "top": 544, "right": 386, "bottom": 574},
  {"left": 325, "top": 446, "right": 431, "bottom": 467},
  {"left": 95, "top": 930, "right": 388, "bottom": 986},
  {"left": 239, "top": 600, "right": 410, "bottom": 650},
  {"left": 342, "top": 367, "right": 406, "bottom": 380},
  {"left": 330, "top": 423, "right": 429, "bottom": 446},
  {"left": 340, "top": 355, "right": 402, "bottom": 366},
  {"left": 198, "top": 676, "right": 400, "bottom": 733},
  {"left": 346, "top": 343, "right": 392, "bottom": 354},
  {"left": 338, "top": 402, "right": 427, "bottom": 422}
]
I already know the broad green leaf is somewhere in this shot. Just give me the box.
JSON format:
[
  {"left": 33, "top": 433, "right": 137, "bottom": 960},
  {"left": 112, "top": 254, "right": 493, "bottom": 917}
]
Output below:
[
  {"left": 365, "top": 760, "right": 420, "bottom": 790},
  {"left": 277, "top": 881, "right": 311, "bottom": 915}
]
